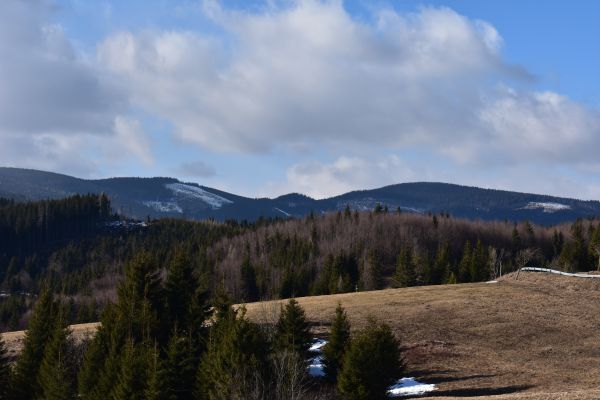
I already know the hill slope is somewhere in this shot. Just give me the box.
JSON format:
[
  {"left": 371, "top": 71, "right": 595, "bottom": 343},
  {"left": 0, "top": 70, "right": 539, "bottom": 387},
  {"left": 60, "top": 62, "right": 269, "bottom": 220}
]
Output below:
[
  {"left": 1, "top": 167, "right": 600, "bottom": 224},
  {"left": 5, "top": 273, "right": 600, "bottom": 398}
]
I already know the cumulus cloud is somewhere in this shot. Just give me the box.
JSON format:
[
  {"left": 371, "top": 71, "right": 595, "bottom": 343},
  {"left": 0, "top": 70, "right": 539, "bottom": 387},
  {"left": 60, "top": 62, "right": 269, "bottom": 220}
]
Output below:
[
  {"left": 261, "top": 155, "right": 417, "bottom": 199},
  {"left": 96, "top": 0, "right": 599, "bottom": 171},
  {"left": 0, "top": 0, "right": 152, "bottom": 175}
]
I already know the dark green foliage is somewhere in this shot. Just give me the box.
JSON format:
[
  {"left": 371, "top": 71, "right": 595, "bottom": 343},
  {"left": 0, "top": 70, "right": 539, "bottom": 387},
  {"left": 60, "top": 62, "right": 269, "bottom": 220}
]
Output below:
[
  {"left": 111, "top": 339, "right": 149, "bottom": 400},
  {"left": 197, "top": 308, "right": 270, "bottom": 400},
  {"left": 322, "top": 303, "right": 351, "bottom": 381},
  {"left": 162, "top": 331, "right": 197, "bottom": 400},
  {"left": 392, "top": 247, "right": 416, "bottom": 288},
  {"left": 337, "top": 320, "right": 404, "bottom": 400},
  {"left": 165, "top": 250, "right": 196, "bottom": 330},
  {"left": 458, "top": 241, "right": 473, "bottom": 282},
  {"left": 274, "top": 299, "right": 312, "bottom": 359},
  {"left": 37, "top": 311, "right": 76, "bottom": 400},
  {"left": 12, "top": 285, "right": 58, "bottom": 399},
  {"left": 240, "top": 254, "right": 259, "bottom": 302},
  {"left": 0, "top": 335, "right": 10, "bottom": 399}
]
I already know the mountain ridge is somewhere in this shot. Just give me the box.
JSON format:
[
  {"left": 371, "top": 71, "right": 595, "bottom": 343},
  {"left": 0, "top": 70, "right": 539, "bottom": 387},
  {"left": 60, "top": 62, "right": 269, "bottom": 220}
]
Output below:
[{"left": 1, "top": 167, "right": 599, "bottom": 225}]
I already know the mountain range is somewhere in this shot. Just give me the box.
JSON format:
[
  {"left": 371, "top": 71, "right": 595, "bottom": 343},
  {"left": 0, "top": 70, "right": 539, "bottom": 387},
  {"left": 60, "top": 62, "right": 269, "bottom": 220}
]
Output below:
[{"left": 1, "top": 167, "right": 599, "bottom": 225}]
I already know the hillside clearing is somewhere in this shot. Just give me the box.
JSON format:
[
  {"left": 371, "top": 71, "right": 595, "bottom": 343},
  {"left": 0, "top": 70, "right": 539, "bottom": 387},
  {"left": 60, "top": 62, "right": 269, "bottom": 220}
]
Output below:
[{"left": 242, "top": 272, "right": 600, "bottom": 399}]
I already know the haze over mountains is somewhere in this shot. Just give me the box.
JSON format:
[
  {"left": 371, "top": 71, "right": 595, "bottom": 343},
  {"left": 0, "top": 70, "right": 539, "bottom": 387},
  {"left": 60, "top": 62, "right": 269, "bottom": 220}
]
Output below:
[{"left": 1, "top": 167, "right": 599, "bottom": 225}]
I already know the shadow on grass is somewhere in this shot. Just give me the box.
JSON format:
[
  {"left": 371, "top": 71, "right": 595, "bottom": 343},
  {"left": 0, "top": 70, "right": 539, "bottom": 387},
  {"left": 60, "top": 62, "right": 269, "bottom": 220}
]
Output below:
[{"left": 422, "top": 384, "right": 533, "bottom": 398}]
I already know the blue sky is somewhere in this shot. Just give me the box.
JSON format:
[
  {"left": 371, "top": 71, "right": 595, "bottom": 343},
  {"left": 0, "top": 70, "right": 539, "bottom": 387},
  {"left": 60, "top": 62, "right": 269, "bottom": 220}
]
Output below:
[{"left": 1, "top": 0, "right": 599, "bottom": 199}]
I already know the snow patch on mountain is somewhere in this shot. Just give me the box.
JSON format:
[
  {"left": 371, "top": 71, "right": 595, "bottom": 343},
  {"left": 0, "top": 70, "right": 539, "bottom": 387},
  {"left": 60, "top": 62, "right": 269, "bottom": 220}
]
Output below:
[
  {"left": 166, "top": 183, "right": 233, "bottom": 209},
  {"left": 142, "top": 201, "right": 183, "bottom": 213},
  {"left": 522, "top": 202, "right": 571, "bottom": 213}
]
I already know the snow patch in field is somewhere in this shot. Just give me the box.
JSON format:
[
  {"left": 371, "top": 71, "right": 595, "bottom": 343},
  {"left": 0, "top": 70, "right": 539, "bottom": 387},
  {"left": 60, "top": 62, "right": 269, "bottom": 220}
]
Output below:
[
  {"left": 388, "top": 377, "right": 436, "bottom": 397},
  {"left": 308, "top": 355, "right": 325, "bottom": 377},
  {"left": 486, "top": 280, "right": 498, "bottom": 283},
  {"left": 142, "top": 201, "right": 183, "bottom": 213},
  {"left": 166, "top": 183, "right": 233, "bottom": 209},
  {"left": 522, "top": 202, "right": 571, "bottom": 213},
  {"left": 309, "top": 339, "right": 327, "bottom": 352},
  {"left": 306, "top": 338, "right": 435, "bottom": 396},
  {"left": 308, "top": 339, "right": 326, "bottom": 377}
]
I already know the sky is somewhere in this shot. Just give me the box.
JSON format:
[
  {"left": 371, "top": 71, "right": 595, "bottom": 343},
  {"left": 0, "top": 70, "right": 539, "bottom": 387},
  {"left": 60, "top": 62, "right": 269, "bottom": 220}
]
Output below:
[{"left": 0, "top": 0, "right": 599, "bottom": 200}]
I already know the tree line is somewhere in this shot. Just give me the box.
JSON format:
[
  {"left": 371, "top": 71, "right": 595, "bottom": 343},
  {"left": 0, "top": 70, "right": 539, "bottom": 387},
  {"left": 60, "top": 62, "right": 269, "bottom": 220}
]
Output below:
[{"left": 0, "top": 253, "right": 404, "bottom": 400}]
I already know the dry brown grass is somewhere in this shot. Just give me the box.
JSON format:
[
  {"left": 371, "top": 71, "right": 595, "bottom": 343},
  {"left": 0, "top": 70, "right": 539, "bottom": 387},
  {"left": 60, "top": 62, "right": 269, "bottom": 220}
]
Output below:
[
  {"left": 242, "top": 273, "right": 600, "bottom": 399},
  {"left": 5, "top": 272, "right": 600, "bottom": 398}
]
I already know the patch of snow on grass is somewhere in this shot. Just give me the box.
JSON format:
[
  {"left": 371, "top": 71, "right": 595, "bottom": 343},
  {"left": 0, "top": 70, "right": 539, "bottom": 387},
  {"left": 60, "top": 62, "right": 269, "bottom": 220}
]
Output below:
[
  {"left": 308, "top": 338, "right": 327, "bottom": 377},
  {"left": 388, "top": 377, "right": 436, "bottom": 397},
  {"left": 166, "top": 183, "right": 233, "bottom": 209},
  {"left": 486, "top": 280, "right": 498, "bottom": 283},
  {"left": 308, "top": 355, "right": 325, "bottom": 377},
  {"left": 522, "top": 202, "right": 571, "bottom": 213},
  {"left": 142, "top": 201, "right": 183, "bottom": 213},
  {"left": 309, "top": 339, "right": 327, "bottom": 353}
]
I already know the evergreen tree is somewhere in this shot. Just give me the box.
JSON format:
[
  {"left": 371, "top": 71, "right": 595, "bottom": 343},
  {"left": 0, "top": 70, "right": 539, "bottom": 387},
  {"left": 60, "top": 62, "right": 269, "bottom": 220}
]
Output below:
[
  {"left": 163, "top": 330, "right": 197, "bottom": 400},
  {"left": 112, "top": 339, "right": 148, "bottom": 400},
  {"left": 165, "top": 250, "right": 196, "bottom": 330},
  {"left": 392, "top": 247, "right": 416, "bottom": 288},
  {"left": 0, "top": 335, "right": 11, "bottom": 400},
  {"left": 144, "top": 343, "right": 166, "bottom": 400},
  {"left": 458, "top": 241, "right": 473, "bottom": 282},
  {"left": 197, "top": 308, "right": 269, "bottom": 400},
  {"left": 12, "top": 285, "right": 57, "bottom": 399},
  {"left": 337, "top": 320, "right": 403, "bottom": 400},
  {"left": 37, "top": 310, "right": 76, "bottom": 400},
  {"left": 240, "top": 254, "right": 259, "bottom": 302},
  {"left": 274, "top": 299, "right": 312, "bottom": 359},
  {"left": 431, "top": 241, "right": 451, "bottom": 284},
  {"left": 322, "top": 303, "right": 351, "bottom": 381}
]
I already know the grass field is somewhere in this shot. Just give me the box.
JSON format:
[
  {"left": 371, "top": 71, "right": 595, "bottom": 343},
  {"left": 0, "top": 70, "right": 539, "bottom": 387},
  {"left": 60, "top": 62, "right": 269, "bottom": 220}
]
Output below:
[{"left": 4, "top": 272, "right": 600, "bottom": 399}]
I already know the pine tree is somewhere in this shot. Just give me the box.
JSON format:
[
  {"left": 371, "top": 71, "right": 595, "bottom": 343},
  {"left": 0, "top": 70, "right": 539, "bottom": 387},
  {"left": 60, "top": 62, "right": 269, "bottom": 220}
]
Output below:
[
  {"left": 274, "top": 299, "right": 312, "bottom": 359},
  {"left": 12, "top": 285, "right": 57, "bottom": 400},
  {"left": 112, "top": 339, "right": 148, "bottom": 400},
  {"left": 240, "top": 254, "right": 259, "bottom": 302},
  {"left": 337, "top": 320, "right": 404, "bottom": 400},
  {"left": 0, "top": 335, "right": 11, "bottom": 400},
  {"left": 197, "top": 308, "right": 269, "bottom": 400},
  {"left": 393, "top": 247, "right": 416, "bottom": 288},
  {"left": 37, "top": 310, "right": 76, "bottom": 400},
  {"left": 163, "top": 330, "right": 197, "bottom": 400},
  {"left": 322, "top": 303, "right": 351, "bottom": 381},
  {"left": 458, "top": 241, "right": 473, "bottom": 282},
  {"left": 144, "top": 342, "right": 166, "bottom": 400},
  {"left": 165, "top": 250, "right": 196, "bottom": 330}
]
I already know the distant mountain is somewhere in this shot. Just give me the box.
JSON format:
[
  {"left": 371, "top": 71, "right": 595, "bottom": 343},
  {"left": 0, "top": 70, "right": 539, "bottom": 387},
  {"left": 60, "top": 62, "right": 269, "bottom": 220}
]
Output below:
[{"left": 1, "top": 167, "right": 599, "bottom": 225}]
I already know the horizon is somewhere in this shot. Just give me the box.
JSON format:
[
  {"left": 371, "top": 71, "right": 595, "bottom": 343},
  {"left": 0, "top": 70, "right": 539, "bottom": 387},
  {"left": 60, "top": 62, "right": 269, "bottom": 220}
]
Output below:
[
  {"left": 1, "top": 1, "right": 599, "bottom": 200},
  {"left": 3, "top": 165, "right": 600, "bottom": 203}
]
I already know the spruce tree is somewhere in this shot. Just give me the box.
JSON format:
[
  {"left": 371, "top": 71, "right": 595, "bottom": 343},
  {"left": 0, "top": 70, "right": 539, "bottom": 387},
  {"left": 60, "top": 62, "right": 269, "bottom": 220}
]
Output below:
[
  {"left": 163, "top": 330, "right": 197, "bottom": 400},
  {"left": 337, "top": 320, "right": 404, "bottom": 400},
  {"left": 144, "top": 343, "right": 166, "bottom": 400},
  {"left": 12, "top": 285, "right": 57, "bottom": 400},
  {"left": 37, "top": 311, "right": 76, "bottom": 400},
  {"left": 274, "top": 298, "right": 312, "bottom": 359},
  {"left": 111, "top": 339, "right": 148, "bottom": 400},
  {"left": 197, "top": 308, "right": 269, "bottom": 400},
  {"left": 458, "top": 241, "right": 473, "bottom": 282},
  {"left": 322, "top": 303, "right": 351, "bottom": 381},
  {"left": 393, "top": 247, "right": 416, "bottom": 288},
  {"left": 165, "top": 250, "right": 196, "bottom": 330},
  {"left": 0, "top": 335, "right": 11, "bottom": 400}
]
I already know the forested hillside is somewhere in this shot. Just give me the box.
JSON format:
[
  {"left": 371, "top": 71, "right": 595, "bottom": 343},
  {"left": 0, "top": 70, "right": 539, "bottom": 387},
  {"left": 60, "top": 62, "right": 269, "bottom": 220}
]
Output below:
[{"left": 1, "top": 195, "right": 600, "bottom": 332}]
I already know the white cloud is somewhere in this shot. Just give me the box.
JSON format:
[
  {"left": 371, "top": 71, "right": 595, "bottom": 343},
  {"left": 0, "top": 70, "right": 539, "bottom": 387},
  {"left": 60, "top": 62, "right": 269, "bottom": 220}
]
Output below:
[
  {"left": 95, "top": 0, "right": 599, "bottom": 172},
  {"left": 261, "top": 155, "right": 416, "bottom": 199},
  {"left": 0, "top": 0, "right": 153, "bottom": 176}
]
